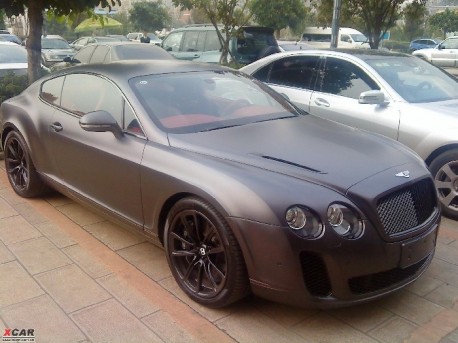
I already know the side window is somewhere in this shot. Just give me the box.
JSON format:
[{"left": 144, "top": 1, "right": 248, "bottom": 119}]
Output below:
[
  {"left": 73, "top": 45, "right": 96, "bottom": 63},
  {"left": 340, "top": 34, "right": 350, "bottom": 43},
  {"left": 90, "top": 45, "right": 110, "bottom": 63},
  {"left": 204, "top": 30, "right": 221, "bottom": 51},
  {"left": 319, "top": 58, "right": 378, "bottom": 99},
  {"left": 124, "top": 100, "right": 143, "bottom": 134},
  {"left": 182, "top": 31, "right": 200, "bottom": 52},
  {"left": 162, "top": 32, "right": 184, "bottom": 52},
  {"left": 40, "top": 76, "right": 64, "bottom": 105},
  {"left": 75, "top": 38, "right": 88, "bottom": 46},
  {"left": 61, "top": 74, "right": 123, "bottom": 125},
  {"left": 252, "top": 65, "right": 271, "bottom": 82},
  {"left": 269, "top": 56, "right": 320, "bottom": 90}
]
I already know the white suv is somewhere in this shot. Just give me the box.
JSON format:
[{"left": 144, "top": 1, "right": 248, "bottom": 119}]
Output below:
[{"left": 413, "top": 36, "right": 458, "bottom": 67}]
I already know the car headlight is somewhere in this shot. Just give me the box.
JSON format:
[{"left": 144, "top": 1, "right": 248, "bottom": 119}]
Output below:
[
  {"left": 286, "top": 206, "right": 324, "bottom": 239},
  {"left": 327, "top": 204, "right": 364, "bottom": 239}
]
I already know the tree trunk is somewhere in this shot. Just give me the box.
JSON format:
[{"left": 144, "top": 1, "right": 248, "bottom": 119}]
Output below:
[{"left": 26, "top": 0, "right": 44, "bottom": 84}]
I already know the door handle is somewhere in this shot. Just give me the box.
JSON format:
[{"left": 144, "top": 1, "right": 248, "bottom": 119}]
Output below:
[
  {"left": 49, "top": 122, "right": 63, "bottom": 132},
  {"left": 314, "top": 98, "right": 330, "bottom": 107}
]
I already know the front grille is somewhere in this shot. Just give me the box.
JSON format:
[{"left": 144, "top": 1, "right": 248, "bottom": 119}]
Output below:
[
  {"left": 376, "top": 179, "right": 436, "bottom": 237},
  {"left": 300, "top": 252, "right": 332, "bottom": 297},
  {"left": 348, "top": 256, "right": 429, "bottom": 294}
]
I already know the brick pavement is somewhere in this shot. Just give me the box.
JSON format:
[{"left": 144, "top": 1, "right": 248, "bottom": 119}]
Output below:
[{"left": 1, "top": 162, "right": 458, "bottom": 342}]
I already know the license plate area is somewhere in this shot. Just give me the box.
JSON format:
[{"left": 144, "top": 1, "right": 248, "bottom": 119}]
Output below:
[{"left": 400, "top": 226, "right": 438, "bottom": 268}]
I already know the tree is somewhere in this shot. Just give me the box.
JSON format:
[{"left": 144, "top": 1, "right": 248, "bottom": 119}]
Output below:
[
  {"left": 0, "top": 0, "right": 120, "bottom": 83},
  {"left": 249, "top": 0, "right": 307, "bottom": 38},
  {"left": 129, "top": 1, "right": 171, "bottom": 32},
  {"left": 429, "top": 8, "right": 458, "bottom": 39},
  {"left": 312, "top": 0, "right": 427, "bottom": 49},
  {"left": 172, "top": 0, "right": 253, "bottom": 64},
  {"left": 402, "top": 1, "right": 427, "bottom": 41}
]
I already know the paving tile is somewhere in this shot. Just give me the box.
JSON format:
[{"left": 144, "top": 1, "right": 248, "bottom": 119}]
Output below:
[
  {"left": 426, "top": 284, "right": 458, "bottom": 309},
  {"left": 329, "top": 301, "right": 394, "bottom": 333},
  {"left": 9, "top": 236, "right": 71, "bottom": 275},
  {"left": 143, "top": 310, "right": 200, "bottom": 343},
  {"left": 369, "top": 316, "right": 418, "bottom": 343},
  {"left": 159, "top": 276, "right": 233, "bottom": 322},
  {"left": 438, "top": 236, "right": 456, "bottom": 245},
  {"left": 292, "top": 312, "right": 377, "bottom": 343},
  {"left": 0, "top": 198, "right": 17, "bottom": 219},
  {"left": 56, "top": 203, "right": 104, "bottom": 226},
  {"left": 0, "top": 187, "right": 26, "bottom": 206},
  {"left": 216, "top": 305, "right": 306, "bottom": 343},
  {"left": 406, "top": 274, "right": 443, "bottom": 296},
  {"left": 117, "top": 242, "right": 171, "bottom": 281},
  {"left": 436, "top": 243, "right": 458, "bottom": 266},
  {"left": 0, "top": 261, "right": 44, "bottom": 308},
  {"left": 63, "top": 244, "right": 112, "bottom": 278},
  {"left": 12, "top": 202, "right": 48, "bottom": 225},
  {"left": 83, "top": 220, "right": 146, "bottom": 251},
  {"left": 0, "top": 215, "right": 42, "bottom": 245},
  {"left": 97, "top": 273, "right": 160, "bottom": 318},
  {"left": 35, "top": 221, "right": 76, "bottom": 248},
  {"left": 427, "top": 259, "right": 458, "bottom": 288},
  {"left": 381, "top": 290, "right": 444, "bottom": 325},
  {"left": 1, "top": 294, "right": 86, "bottom": 343},
  {"left": 72, "top": 298, "right": 162, "bottom": 343},
  {"left": 45, "top": 193, "right": 74, "bottom": 207},
  {"left": 35, "top": 264, "right": 111, "bottom": 313},
  {"left": 0, "top": 241, "right": 14, "bottom": 264},
  {"left": 442, "top": 328, "right": 458, "bottom": 343}
]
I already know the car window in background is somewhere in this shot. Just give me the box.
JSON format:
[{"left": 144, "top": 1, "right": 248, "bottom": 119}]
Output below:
[
  {"left": 72, "top": 45, "right": 96, "bottom": 63},
  {"left": 320, "top": 58, "right": 379, "bottom": 99},
  {"left": 40, "top": 76, "right": 64, "bottom": 105},
  {"left": 440, "top": 37, "right": 458, "bottom": 49},
  {"left": 90, "top": 45, "right": 110, "bottom": 63},
  {"left": 182, "top": 31, "right": 204, "bottom": 52},
  {"left": 366, "top": 56, "right": 458, "bottom": 103},
  {"left": 0, "top": 44, "right": 27, "bottom": 63},
  {"left": 42, "top": 38, "right": 71, "bottom": 49},
  {"left": 268, "top": 56, "right": 321, "bottom": 89},
  {"left": 114, "top": 45, "right": 173, "bottom": 60},
  {"left": 204, "top": 31, "right": 220, "bottom": 51},
  {"left": 162, "top": 32, "right": 184, "bottom": 52}
]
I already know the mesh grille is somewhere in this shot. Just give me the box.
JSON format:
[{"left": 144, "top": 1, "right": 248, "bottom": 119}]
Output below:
[
  {"left": 348, "top": 256, "right": 429, "bottom": 294},
  {"left": 300, "top": 252, "right": 332, "bottom": 297},
  {"left": 377, "top": 179, "right": 436, "bottom": 237}
]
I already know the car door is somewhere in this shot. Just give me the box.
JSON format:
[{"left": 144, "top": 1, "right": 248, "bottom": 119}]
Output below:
[
  {"left": 309, "top": 56, "right": 401, "bottom": 140},
  {"left": 46, "top": 73, "right": 146, "bottom": 227},
  {"left": 176, "top": 30, "right": 205, "bottom": 61},
  {"left": 431, "top": 37, "right": 458, "bottom": 67},
  {"left": 252, "top": 55, "right": 321, "bottom": 112},
  {"left": 161, "top": 31, "right": 184, "bottom": 58}
]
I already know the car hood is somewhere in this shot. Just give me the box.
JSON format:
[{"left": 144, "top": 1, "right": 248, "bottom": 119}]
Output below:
[
  {"left": 42, "top": 48, "right": 74, "bottom": 54},
  {"left": 413, "top": 48, "right": 435, "bottom": 56},
  {"left": 0, "top": 63, "right": 27, "bottom": 70},
  {"left": 408, "top": 99, "right": 458, "bottom": 119},
  {"left": 167, "top": 115, "right": 419, "bottom": 193}
]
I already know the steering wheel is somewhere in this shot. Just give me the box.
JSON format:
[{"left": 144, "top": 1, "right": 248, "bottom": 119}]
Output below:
[{"left": 416, "top": 81, "right": 432, "bottom": 90}]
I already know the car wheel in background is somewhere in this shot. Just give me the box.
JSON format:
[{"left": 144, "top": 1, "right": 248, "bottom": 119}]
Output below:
[
  {"left": 430, "top": 149, "right": 458, "bottom": 219},
  {"left": 4, "top": 131, "right": 49, "bottom": 197},
  {"left": 164, "top": 197, "right": 250, "bottom": 308}
]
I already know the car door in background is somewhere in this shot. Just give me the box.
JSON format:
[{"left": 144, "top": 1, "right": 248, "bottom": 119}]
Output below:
[
  {"left": 251, "top": 55, "right": 321, "bottom": 112},
  {"left": 43, "top": 74, "right": 145, "bottom": 228},
  {"left": 309, "top": 57, "right": 401, "bottom": 140},
  {"left": 431, "top": 37, "right": 458, "bottom": 67}
]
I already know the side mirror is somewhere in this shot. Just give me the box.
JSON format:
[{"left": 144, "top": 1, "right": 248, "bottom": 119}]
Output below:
[
  {"left": 63, "top": 56, "right": 72, "bottom": 63},
  {"left": 359, "top": 90, "right": 387, "bottom": 105},
  {"left": 438, "top": 44, "right": 444, "bottom": 50},
  {"left": 79, "top": 110, "right": 123, "bottom": 138}
]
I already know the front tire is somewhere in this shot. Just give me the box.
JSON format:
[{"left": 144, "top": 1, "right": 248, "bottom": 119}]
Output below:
[
  {"left": 4, "top": 130, "right": 49, "bottom": 197},
  {"left": 164, "top": 197, "right": 249, "bottom": 308},
  {"left": 430, "top": 149, "right": 458, "bottom": 219}
]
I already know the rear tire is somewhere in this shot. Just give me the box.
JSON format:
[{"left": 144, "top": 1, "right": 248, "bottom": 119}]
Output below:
[
  {"left": 430, "top": 149, "right": 458, "bottom": 220},
  {"left": 4, "top": 130, "right": 49, "bottom": 197},
  {"left": 164, "top": 197, "right": 250, "bottom": 308}
]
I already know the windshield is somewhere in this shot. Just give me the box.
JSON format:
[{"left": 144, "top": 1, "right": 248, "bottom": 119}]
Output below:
[
  {"left": 0, "top": 45, "right": 27, "bottom": 63},
  {"left": 130, "top": 71, "right": 300, "bottom": 133},
  {"left": 366, "top": 56, "right": 458, "bottom": 103},
  {"left": 350, "top": 34, "right": 367, "bottom": 42},
  {"left": 41, "top": 38, "right": 71, "bottom": 49}
]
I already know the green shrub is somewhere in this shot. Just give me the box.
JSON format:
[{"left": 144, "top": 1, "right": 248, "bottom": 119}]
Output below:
[{"left": 0, "top": 72, "right": 29, "bottom": 104}]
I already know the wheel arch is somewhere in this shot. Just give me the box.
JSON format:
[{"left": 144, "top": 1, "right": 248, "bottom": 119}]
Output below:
[{"left": 425, "top": 144, "right": 458, "bottom": 166}]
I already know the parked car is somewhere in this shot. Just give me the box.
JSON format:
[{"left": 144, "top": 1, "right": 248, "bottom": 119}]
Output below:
[
  {"left": 161, "top": 24, "right": 280, "bottom": 64},
  {"left": 50, "top": 42, "right": 174, "bottom": 72},
  {"left": 301, "top": 27, "right": 370, "bottom": 49},
  {"left": 0, "top": 60, "right": 440, "bottom": 308},
  {"left": 412, "top": 36, "right": 458, "bottom": 67},
  {"left": 277, "top": 40, "right": 311, "bottom": 51},
  {"left": 106, "top": 34, "right": 129, "bottom": 41},
  {"left": 127, "top": 32, "right": 162, "bottom": 46},
  {"left": 0, "top": 41, "right": 28, "bottom": 77},
  {"left": 70, "top": 36, "right": 118, "bottom": 50},
  {"left": 409, "top": 38, "right": 439, "bottom": 52},
  {"left": 241, "top": 49, "right": 458, "bottom": 218},
  {"left": 0, "top": 32, "right": 22, "bottom": 45},
  {"left": 40, "top": 35, "right": 75, "bottom": 67}
]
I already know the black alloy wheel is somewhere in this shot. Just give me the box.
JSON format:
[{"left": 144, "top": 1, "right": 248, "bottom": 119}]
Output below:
[
  {"left": 164, "top": 197, "right": 249, "bottom": 308},
  {"left": 4, "top": 131, "right": 48, "bottom": 197}
]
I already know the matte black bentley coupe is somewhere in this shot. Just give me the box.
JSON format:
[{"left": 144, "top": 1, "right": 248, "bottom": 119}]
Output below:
[{"left": 0, "top": 60, "right": 440, "bottom": 308}]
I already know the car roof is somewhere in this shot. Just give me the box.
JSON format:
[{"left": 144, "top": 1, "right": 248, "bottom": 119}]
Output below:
[{"left": 264, "top": 48, "right": 409, "bottom": 59}]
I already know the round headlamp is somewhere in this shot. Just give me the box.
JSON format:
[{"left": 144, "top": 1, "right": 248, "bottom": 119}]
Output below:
[
  {"left": 327, "top": 204, "right": 364, "bottom": 239},
  {"left": 286, "top": 206, "right": 324, "bottom": 239}
]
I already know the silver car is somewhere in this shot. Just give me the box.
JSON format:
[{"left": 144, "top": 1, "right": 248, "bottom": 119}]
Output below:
[
  {"left": 412, "top": 36, "right": 458, "bottom": 67},
  {"left": 241, "top": 49, "right": 458, "bottom": 219}
]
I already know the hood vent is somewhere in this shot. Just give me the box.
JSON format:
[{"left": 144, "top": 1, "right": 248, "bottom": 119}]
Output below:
[{"left": 261, "top": 155, "right": 325, "bottom": 174}]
